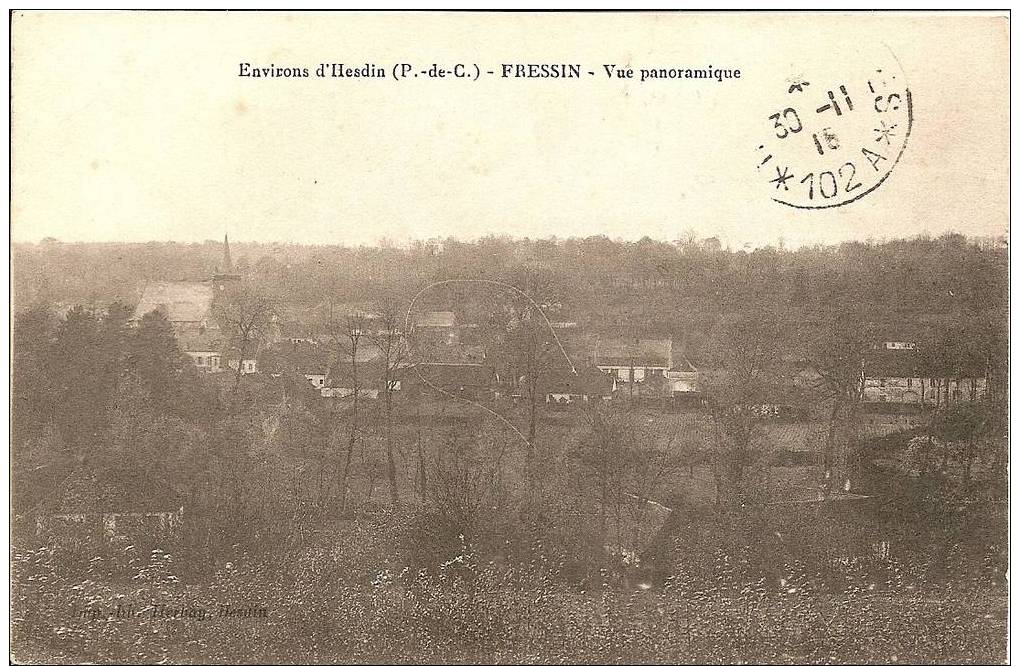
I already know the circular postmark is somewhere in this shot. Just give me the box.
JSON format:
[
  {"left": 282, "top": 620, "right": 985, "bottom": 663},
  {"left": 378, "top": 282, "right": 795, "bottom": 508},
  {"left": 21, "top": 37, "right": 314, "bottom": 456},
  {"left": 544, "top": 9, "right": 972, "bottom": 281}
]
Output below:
[{"left": 756, "top": 56, "right": 912, "bottom": 209}]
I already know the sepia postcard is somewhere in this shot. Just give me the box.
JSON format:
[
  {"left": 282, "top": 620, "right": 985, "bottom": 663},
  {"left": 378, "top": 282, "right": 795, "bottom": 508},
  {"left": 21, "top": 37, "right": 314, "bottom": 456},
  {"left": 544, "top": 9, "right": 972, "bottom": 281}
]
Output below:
[{"left": 8, "top": 9, "right": 1011, "bottom": 664}]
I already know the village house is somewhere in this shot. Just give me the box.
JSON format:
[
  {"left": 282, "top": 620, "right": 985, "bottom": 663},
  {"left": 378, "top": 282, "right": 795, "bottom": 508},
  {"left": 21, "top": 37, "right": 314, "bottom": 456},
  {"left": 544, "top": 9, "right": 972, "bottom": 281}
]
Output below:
[
  {"left": 328, "top": 304, "right": 384, "bottom": 334},
  {"left": 405, "top": 362, "right": 498, "bottom": 401},
  {"left": 862, "top": 344, "right": 988, "bottom": 406},
  {"left": 222, "top": 340, "right": 261, "bottom": 376},
  {"left": 270, "top": 306, "right": 326, "bottom": 345},
  {"left": 319, "top": 346, "right": 409, "bottom": 399},
  {"left": 880, "top": 341, "right": 917, "bottom": 351},
  {"left": 31, "top": 466, "right": 183, "bottom": 547},
  {"left": 180, "top": 334, "right": 226, "bottom": 373},
  {"left": 259, "top": 340, "right": 331, "bottom": 389},
  {"left": 228, "top": 355, "right": 259, "bottom": 376},
  {"left": 594, "top": 337, "right": 674, "bottom": 384},
  {"left": 415, "top": 310, "right": 456, "bottom": 328},
  {"left": 321, "top": 359, "right": 387, "bottom": 399},
  {"left": 413, "top": 310, "right": 458, "bottom": 345},
  {"left": 665, "top": 355, "right": 700, "bottom": 397},
  {"left": 542, "top": 365, "right": 616, "bottom": 405},
  {"left": 591, "top": 337, "right": 703, "bottom": 400},
  {"left": 414, "top": 340, "right": 487, "bottom": 365}
]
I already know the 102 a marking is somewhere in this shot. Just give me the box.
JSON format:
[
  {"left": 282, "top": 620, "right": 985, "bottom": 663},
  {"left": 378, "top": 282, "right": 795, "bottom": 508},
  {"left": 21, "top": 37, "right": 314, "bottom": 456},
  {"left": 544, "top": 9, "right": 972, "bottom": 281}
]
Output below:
[{"left": 799, "top": 162, "right": 862, "bottom": 200}]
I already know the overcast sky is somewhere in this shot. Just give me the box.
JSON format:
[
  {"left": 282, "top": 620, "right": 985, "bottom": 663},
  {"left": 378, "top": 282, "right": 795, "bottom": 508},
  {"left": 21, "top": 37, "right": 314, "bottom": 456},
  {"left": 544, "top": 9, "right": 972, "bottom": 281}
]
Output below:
[{"left": 12, "top": 11, "right": 1009, "bottom": 248}]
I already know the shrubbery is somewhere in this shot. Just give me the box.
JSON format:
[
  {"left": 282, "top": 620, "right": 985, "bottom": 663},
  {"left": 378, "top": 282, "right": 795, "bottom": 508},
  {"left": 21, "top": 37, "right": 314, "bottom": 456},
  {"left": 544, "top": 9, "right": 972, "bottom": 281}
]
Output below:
[{"left": 12, "top": 505, "right": 1006, "bottom": 664}]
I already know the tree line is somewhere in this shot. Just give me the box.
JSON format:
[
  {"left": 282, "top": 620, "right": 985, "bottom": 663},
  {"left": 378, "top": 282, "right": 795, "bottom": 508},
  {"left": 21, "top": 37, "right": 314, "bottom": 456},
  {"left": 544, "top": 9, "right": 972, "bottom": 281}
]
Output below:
[{"left": 13, "top": 232, "right": 1007, "bottom": 322}]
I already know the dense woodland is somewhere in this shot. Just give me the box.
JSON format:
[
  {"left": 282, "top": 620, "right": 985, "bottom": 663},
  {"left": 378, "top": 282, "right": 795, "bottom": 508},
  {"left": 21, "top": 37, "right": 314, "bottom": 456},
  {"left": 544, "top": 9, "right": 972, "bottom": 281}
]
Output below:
[
  {"left": 12, "top": 232, "right": 1009, "bottom": 370},
  {"left": 13, "top": 232, "right": 1008, "bottom": 315},
  {"left": 11, "top": 232, "right": 1008, "bottom": 663}
]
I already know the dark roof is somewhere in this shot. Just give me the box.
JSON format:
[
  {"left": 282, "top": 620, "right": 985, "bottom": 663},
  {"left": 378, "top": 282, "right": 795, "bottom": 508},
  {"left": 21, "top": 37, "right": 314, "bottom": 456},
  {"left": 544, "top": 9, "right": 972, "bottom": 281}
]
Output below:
[
  {"left": 866, "top": 348, "right": 987, "bottom": 379},
  {"left": 541, "top": 366, "right": 615, "bottom": 396},
  {"left": 669, "top": 353, "right": 698, "bottom": 373},
  {"left": 274, "top": 302, "right": 377, "bottom": 335},
  {"left": 326, "top": 358, "right": 410, "bottom": 388},
  {"left": 260, "top": 341, "right": 330, "bottom": 375},
  {"left": 865, "top": 350, "right": 924, "bottom": 378},
  {"left": 417, "top": 343, "right": 487, "bottom": 364},
  {"left": 231, "top": 372, "right": 320, "bottom": 405},
  {"left": 869, "top": 324, "right": 931, "bottom": 346},
  {"left": 179, "top": 333, "right": 226, "bottom": 353},
  {"left": 336, "top": 346, "right": 382, "bottom": 364},
  {"left": 275, "top": 320, "right": 321, "bottom": 339},
  {"left": 411, "top": 363, "right": 494, "bottom": 389},
  {"left": 222, "top": 341, "right": 261, "bottom": 363},
  {"left": 595, "top": 337, "right": 672, "bottom": 368},
  {"left": 328, "top": 303, "right": 381, "bottom": 319}
]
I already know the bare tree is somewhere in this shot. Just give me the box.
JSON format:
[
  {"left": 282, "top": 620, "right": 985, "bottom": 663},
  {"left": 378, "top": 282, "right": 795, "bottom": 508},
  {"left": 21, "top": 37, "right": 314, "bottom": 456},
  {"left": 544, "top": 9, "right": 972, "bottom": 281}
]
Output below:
[
  {"left": 320, "top": 304, "right": 369, "bottom": 513},
  {"left": 803, "top": 310, "right": 872, "bottom": 494},
  {"left": 516, "top": 313, "right": 557, "bottom": 446},
  {"left": 215, "top": 282, "right": 276, "bottom": 397},
  {"left": 367, "top": 303, "right": 411, "bottom": 506},
  {"left": 577, "top": 400, "right": 685, "bottom": 558},
  {"left": 484, "top": 293, "right": 560, "bottom": 448},
  {"left": 578, "top": 401, "right": 630, "bottom": 552},
  {"left": 703, "top": 314, "right": 790, "bottom": 506}
]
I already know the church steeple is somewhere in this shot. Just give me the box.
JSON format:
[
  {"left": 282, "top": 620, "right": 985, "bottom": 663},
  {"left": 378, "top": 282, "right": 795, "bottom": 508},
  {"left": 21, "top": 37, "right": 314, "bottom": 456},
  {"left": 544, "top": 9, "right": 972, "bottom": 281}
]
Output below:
[
  {"left": 212, "top": 233, "right": 241, "bottom": 282},
  {"left": 222, "top": 233, "right": 233, "bottom": 273}
]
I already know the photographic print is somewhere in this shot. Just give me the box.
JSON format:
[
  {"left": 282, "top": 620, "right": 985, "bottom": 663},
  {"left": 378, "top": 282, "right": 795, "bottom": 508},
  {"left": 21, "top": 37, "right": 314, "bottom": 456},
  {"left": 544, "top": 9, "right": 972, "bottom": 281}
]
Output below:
[{"left": 9, "top": 10, "right": 1010, "bottom": 664}]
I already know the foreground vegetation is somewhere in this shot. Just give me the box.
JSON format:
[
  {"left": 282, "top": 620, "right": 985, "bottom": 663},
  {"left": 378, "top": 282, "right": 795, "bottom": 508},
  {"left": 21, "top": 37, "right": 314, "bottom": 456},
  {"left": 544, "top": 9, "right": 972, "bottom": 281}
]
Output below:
[{"left": 12, "top": 506, "right": 1007, "bottom": 664}]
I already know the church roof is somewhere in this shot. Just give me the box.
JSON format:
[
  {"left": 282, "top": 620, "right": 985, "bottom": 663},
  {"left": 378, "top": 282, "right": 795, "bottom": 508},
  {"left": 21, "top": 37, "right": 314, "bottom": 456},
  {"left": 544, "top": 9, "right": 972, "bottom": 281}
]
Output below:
[{"left": 134, "top": 281, "right": 216, "bottom": 323}]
